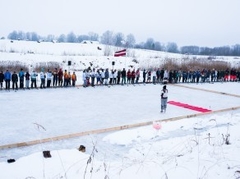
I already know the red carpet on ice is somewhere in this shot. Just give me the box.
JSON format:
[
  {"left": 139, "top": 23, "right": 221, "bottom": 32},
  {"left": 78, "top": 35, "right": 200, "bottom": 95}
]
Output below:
[{"left": 168, "top": 101, "right": 212, "bottom": 113}]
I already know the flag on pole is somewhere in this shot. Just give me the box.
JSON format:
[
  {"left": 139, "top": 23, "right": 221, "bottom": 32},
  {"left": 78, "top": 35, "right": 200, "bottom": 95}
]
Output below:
[{"left": 114, "top": 49, "right": 127, "bottom": 57}]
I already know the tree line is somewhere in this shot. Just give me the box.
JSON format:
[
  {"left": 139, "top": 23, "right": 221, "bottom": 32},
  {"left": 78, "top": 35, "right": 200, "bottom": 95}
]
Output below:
[{"left": 3, "top": 30, "right": 240, "bottom": 56}]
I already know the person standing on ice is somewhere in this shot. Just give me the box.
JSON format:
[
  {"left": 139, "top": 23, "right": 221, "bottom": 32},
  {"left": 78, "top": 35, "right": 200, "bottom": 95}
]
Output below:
[
  {"left": 40, "top": 69, "right": 46, "bottom": 89},
  {"left": 11, "top": 71, "right": 18, "bottom": 90},
  {"left": 58, "top": 68, "right": 63, "bottom": 87},
  {"left": 71, "top": 71, "right": 77, "bottom": 87},
  {"left": 0, "top": 71, "right": 4, "bottom": 90},
  {"left": 18, "top": 68, "right": 24, "bottom": 89},
  {"left": 63, "top": 70, "right": 68, "bottom": 87},
  {"left": 25, "top": 71, "right": 30, "bottom": 89},
  {"left": 121, "top": 68, "right": 126, "bottom": 85},
  {"left": 52, "top": 68, "right": 58, "bottom": 87},
  {"left": 46, "top": 69, "right": 52, "bottom": 88},
  {"left": 90, "top": 68, "right": 96, "bottom": 87},
  {"left": 104, "top": 68, "right": 109, "bottom": 86},
  {"left": 82, "top": 69, "right": 87, "bottom": 87},
  {"left": 31, "top": 70, "right": 38, "bottom": 89},
  {"left": 161, "top": 85, "right": 168, "bottom": 113},
  {"left": 4, "top": 69, "right": 11, "bottom": 90}
]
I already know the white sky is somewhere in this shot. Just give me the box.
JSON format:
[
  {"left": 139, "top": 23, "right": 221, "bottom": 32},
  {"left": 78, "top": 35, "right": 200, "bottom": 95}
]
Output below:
[{"left": 0, "top": 0, "right": 240, "bottom": 47}]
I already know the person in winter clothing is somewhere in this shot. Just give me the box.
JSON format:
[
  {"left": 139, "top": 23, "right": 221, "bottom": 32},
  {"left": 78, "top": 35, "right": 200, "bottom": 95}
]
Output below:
[
  {"left": 161, "top": 85, "right": 168, "bottom": 113},
  {"left": 117, "top": 69, "right": 121, "bottom": 84},
  {"left": 52, "top": 68, "right": 58, "bottom": 87},
  {"left": 71, "top": 72, "right": 77, "bottom": 86},
  {"left": 142, "top": 69, "right": 146, "bottom": 83},
  {"left": 109, "top": 69, "right": 114, "bottom": 85},
  {"left": 31, "top": 70, "right": 38, "bottom": 88},
  {"left": 127, "top": 69, "right": 131, "bottom": 84},
  {"left": 147, "top": 70, "right": 151, "bottom": 83},
  {"left": 96, "top": 69, "right": 102, "bottom": 85},
  {"left": 12, "top": 71, "right": 18, "bottom": 90},
  {"left": 25, "top": 72, "right": 30, "bottom": 89},
  {"left": 104, "top": 68, "right": 109, "bottom": 85},
  {"left": 0, "top": 71, "right": 4, "bottom": 89},
  {"left": 90, "top": 68, "right": 96, "bottom": 87},
  {"left": 58, "top": 68, "right": 63, "bottom": 87},
  {"left": 196, "top": 69, "right": 201, "bottom": 83},
  {"left": 4, "top": 69, "right": 11, "bottom": 90},
  {"left": 121, "top": 68, "right": 126, "bottom": 85},
  {"left": 40, "top": 70, "right": 46, "bottom": 89},
  {"left": 68, "top": 72, "right": 71, "bottom": 86},
  {"left": 131, "top": 69, "right": 136, "bottom": 84},
  {"left": 19, "top": 68, "right": 25, "bottom": 89},
  {"left": 82, "top": 69, "right": 87, "bottom": 87},
  {"left": 113, "top": 69, "right": 117, "bottom": 84},
  {"left": 152, "top": 69, "right": 157, "bottom": 84},
  {"left": 63, "top": 70, "right": 68, "bottom": 87},
  {"left": 135, "top": 68, "right": 140, "bottom": 84},
  {"left": 46, "top": 69, "right": 52, "bottom": 88},
  {"left": 100, "top": 69, "right": 105, "bottom": 85}
]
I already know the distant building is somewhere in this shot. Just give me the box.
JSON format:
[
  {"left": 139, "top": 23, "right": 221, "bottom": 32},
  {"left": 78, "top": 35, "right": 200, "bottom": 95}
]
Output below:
[{"left": 81, "top": 40, "right": 99, "bottom": 44}]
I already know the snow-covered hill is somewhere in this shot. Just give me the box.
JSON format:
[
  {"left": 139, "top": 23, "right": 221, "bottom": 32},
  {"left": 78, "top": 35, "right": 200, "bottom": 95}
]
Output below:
[{"left": 0, "top": 39, "right": 239, "bottom": 71}]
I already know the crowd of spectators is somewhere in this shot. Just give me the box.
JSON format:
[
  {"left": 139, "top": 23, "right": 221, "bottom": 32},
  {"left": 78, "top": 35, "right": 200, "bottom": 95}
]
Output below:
[{"left": 0, "top": 67, "right": 239, "bottom": 90}]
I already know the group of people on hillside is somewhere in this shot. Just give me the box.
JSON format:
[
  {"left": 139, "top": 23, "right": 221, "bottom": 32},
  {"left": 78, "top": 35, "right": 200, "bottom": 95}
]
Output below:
[{"left": 0, "top": 68, "right": 77, "bottom": 90}]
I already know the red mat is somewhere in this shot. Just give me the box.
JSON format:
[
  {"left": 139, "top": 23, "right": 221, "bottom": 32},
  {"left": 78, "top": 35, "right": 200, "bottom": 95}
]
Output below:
[{"left": 168, "top": 101, "right": 212, "bottom": 113}]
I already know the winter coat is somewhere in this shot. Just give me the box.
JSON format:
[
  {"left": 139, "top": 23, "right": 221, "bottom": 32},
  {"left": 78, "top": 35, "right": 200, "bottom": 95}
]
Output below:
[
  {"left": 64, "top": 72, "right": 68, "bottom": 79},
  {"left": 121, "top": 69, "right": 126, "bottom": 78},
  {"left": 12, "top": 73, "right": 18, "bottom": 82},
  {"left": 19, "top": 71, "right": 25, "bottom": 80},
  {"left": 31, "top": 72, "right": 38, "bottom": 80},
  {"left": 72, "top": 74, "right": 77, "bottom": 81},
  {"left": 25, "top": 72, "right": 30, "bottom": 80},
  {"left": 58, "top": 69, "right": 63, "bottom": 80},
  {"left": 47, "top": 72, "right": 52, "bottom": 80},
  {"left": 0, "top": 72, "right": 4, "bottom": 82},
  {"left": 127, "top": 70, "right": 131, "bottom": 78},
  {"left": 131, "top": 71, "right": 136, "bottom": 78},
  {"left": 82, "top": 72, "right": 87, "bottom": 81},
  {"left": 4, "top": 71, "right": 11, "bottom": 80},
  {"left": 136, "top": 70, "right": 140, "bottom": 78},
  {"left": 105, "top": 70, "right": 109, "bottom": 79},
  {"left": 40, "top": 72, "right": 46, "bottom": 79}
]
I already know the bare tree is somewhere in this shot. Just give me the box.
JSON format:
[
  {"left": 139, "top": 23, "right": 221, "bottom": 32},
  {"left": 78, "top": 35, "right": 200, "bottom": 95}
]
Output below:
[
  {"left": 113, "top": 32, "right": 125, "bottom": 47},
  {"left": 144, "top": 38, "right": 155, "bottom": 50},
  {"left": 67, "top": 32, "right": 77, "bottom": 43},
  {"left": 57, "top": 34, "right": 66, "bottom": 43},
  {"left": 126, "top": 33, "right": 136, "bottom": 48},
  {"left": 88, "top": 32, "right": 99, "bottom": 41},
  {"left": 166, "top": 42, "right": 178, "bottom": 53},
  {"left": 100, "top": 30, "right": 114, "bottom": 45}
]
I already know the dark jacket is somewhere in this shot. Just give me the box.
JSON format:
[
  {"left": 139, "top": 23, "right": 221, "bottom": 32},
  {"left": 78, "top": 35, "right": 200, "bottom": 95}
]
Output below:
[
  {"left": 121, "top": 69, "right": 126, "bottom": 78},
  {"left": 12, "top": 73, "right": 18, "bottom": 82},
  {"left": 25, "top": 72, "right": 30, "bottom": 80},
  {"left": 0, "top": 72, "right": 4, "bottom": 82}
]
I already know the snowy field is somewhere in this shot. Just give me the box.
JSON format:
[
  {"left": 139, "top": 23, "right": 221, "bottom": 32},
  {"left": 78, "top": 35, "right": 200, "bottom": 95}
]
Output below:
[
  {"left": 1, "top": 39, "right": 240, "bottom": 72},
  {"left": 0, "top": 82, "right": 240, "bottom": 179},
  {"left": 0, "top": 39, "right": 240, "bottom": 179}
]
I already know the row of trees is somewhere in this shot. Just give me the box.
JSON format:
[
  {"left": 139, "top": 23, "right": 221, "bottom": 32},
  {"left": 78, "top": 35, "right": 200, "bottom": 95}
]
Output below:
[{"left": 5, "top": 30, "right": 240, "bottom": 56}]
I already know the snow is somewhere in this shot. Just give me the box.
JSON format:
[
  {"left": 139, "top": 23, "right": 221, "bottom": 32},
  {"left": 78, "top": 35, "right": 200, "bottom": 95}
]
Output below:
[{"left": 0, "top": 39, "right": 240, "bottom": 179}]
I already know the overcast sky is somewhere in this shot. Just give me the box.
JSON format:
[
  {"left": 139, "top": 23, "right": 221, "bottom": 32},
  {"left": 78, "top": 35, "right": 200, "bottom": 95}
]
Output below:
[{"left": 0, "top": 0, "right": 240, "bottom": 47}]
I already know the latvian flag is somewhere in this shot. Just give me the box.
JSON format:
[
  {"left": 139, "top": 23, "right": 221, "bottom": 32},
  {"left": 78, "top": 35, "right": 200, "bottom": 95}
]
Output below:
[{"left": 114, "top": 49, "right": 127, "bottom": 57}]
